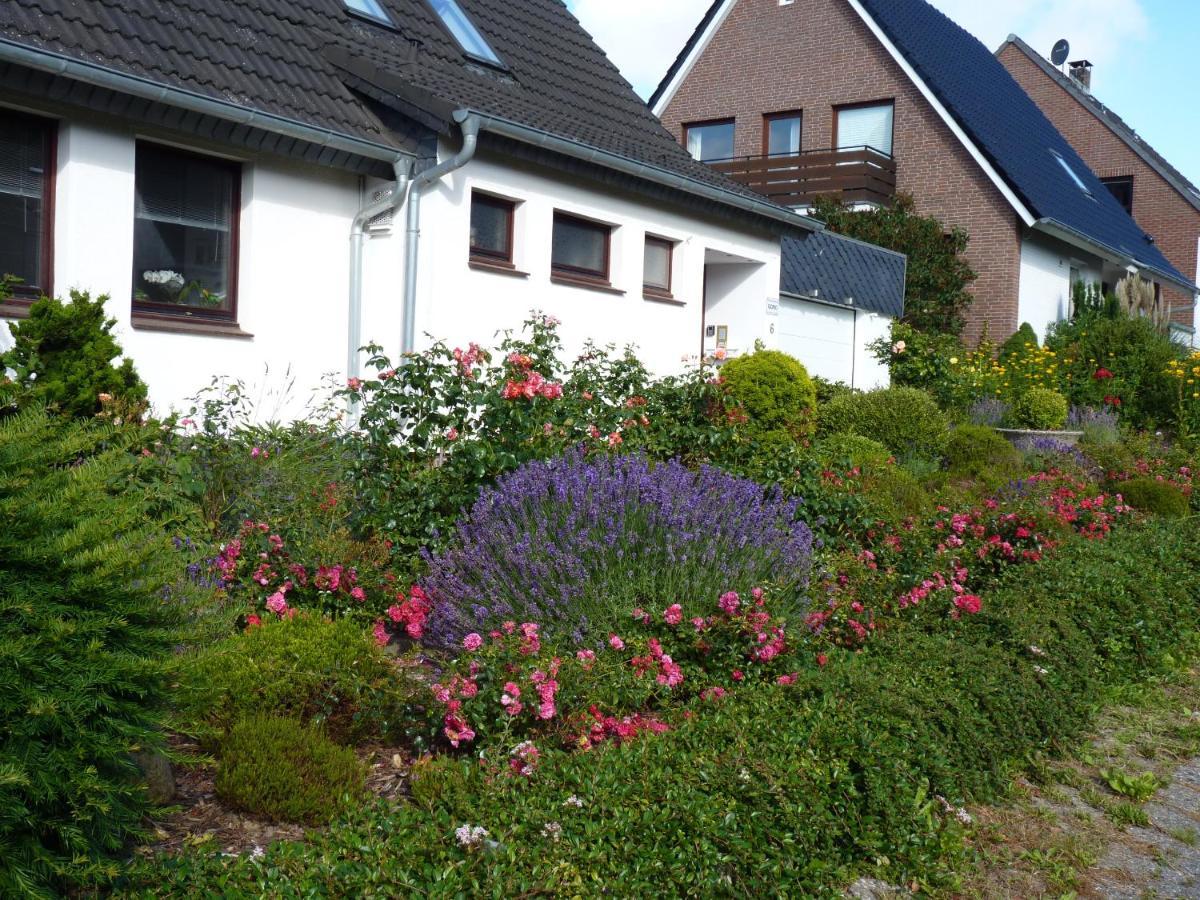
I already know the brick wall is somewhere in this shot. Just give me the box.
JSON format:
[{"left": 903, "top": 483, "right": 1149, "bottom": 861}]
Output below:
[
  {"left": 658, "top": 0, "right": 1024, "bottom": 343},
  {"left": 998, "top": 44, "right": 1200, "bottom": 330}
]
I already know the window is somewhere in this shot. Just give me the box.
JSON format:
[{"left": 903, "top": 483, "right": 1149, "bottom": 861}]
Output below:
[
  {"left": 0, "top": 109, "right": 54, "bottom": 301},
  {"left": 764, "top": 112, "right": 802, "bottom": 157},
  {"left": 469, "top": 192, "right": 514, "bottom": 264},
  {"left": 344, "top": 0, "right": 393, "bottom": 24},
  {"left": 835, "top": 102, "right": 894, "bottom": 156},
  {"left": 1101, "top": 176, "right": 1134, "bottom": 216},
  {"left": 643, "top": 236, "right": 673, "bottom": 297},
  {"left": 1050, "top": 150, "right": 1093, "bottom": 197},
  {"left": 684, "top": 119, "right": 735, "bottom": 163},
  {"left": 425, "top": 0, "right": 504, "bottom": 66},
  {"left": 552, "top": 212, "right": 610, "bottom": 283},
  {"left": 133, "top": 143, "right": 238, "bottom": 318}
]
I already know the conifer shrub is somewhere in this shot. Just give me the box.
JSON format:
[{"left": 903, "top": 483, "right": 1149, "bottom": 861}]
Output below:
[
  {"left": 1011, "top": 387, "right": 1069, "bottom": 431},
  {"left": 811, "top": 433, "right": 893, "bottom": 472},
  {"left": 819, "top": 386, "right": 949, "bottom": 461},
  {"left": 214, "top": 716, "right": 365, "bottom": 825},
  {"left": 944, "top": 425, "right": 1024, "bottom": 483},
  {"left": 998, "top": 322, "right": 1038, "bottom": 361},
  {"left": 178, "top": 614, "right": 417, "bottom": 744},
  {"left": 1116, "top": 478, "right": 1190, "bottom": 518},
  {"left": 720, "top": 349, "right": 817, "bottom": 441},
  {"left": 0, "top": 408, "right": 187, "bottom": 894},
  {"left": 1, "top": 291, "right": 147, "bottom": 418}
]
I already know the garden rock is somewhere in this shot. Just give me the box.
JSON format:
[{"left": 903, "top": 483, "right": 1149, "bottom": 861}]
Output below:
[
  {"left": 132, "top": 750, "right": 175, "bottom": 804},
  {"left": 845, "top": 877, "right": 908, "bottom": 899}
]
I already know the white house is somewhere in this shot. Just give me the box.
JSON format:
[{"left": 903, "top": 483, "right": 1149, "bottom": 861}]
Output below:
[{"left": 0, "top": 0, "right": 904, "bottom": 414}]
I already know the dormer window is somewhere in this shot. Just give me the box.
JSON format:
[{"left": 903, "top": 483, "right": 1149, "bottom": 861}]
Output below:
[
  {"left": 426, "top": 0, "right": 504, "bottom": 67},
  {"left": 345, "top": 0, "right": 393, "bottom": 25},
  {"left": 1051, "top": 150, "right": 1093, "bottom": 198}
]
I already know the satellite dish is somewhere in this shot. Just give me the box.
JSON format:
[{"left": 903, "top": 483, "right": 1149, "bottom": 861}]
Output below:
[{"left": 1051, "top": 39, "right": 1070, "bottom": 66}]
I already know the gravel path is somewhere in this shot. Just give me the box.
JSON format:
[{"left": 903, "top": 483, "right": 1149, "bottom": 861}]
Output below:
[{"left": 1081, "top": 758, "right": 1200, "bottom": 900}]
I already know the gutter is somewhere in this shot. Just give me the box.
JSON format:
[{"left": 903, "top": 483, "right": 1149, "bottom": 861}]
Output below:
[
  {"left": 401, "top": 114, "right": 481, "bottom": 355},
  {"left": 349, "top": 157, "right": 413, "bottom": 391},
  {"left": 0, "top": 37, "right": 409, "bottom": 165},
  {"left": 459, "top": 110, "right": 820, "bottom": 233},
  {"left": 1032, "top": 218, "right": 1199, "bottom": 294}
]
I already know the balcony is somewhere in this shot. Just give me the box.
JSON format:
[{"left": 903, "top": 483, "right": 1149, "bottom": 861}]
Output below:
[{"left": 708, "top": 146, "right": 896, "bottom": 208}]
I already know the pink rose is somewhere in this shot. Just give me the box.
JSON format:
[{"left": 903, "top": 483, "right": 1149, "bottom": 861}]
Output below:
[
  {"left": 663, "top": 604, "right": 683, "bottom": 626},
  {"left": 462, "top": 633, "right": 483, "bottom": 652},
  {"left": 608, "top": 634, "right": 625, "bottom": 651}
]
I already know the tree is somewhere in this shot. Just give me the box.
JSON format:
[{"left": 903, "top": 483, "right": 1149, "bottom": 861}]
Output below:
[{"left": 811, "top": 193, "right": 977, "bottom": 336}]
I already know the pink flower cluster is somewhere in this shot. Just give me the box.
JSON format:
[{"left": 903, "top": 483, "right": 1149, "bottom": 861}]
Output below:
[
  {"left": 378, "top": 585, "right": 433, "bottom": 642},
  {"left": 453, "top": 342, "right": 483, "bottom": 378},
  {"left": 501, "top": 369, "right": 564, "bottom": 401},
  {"left": 629, "top": 638, "right": 684, "bottom": 688},
  {"left": 577, "top": 706, "right": 669, "bottom": 750}
]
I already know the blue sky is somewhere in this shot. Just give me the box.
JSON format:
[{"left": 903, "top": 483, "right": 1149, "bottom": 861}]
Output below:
[{"left": 567, "top": 0, "right": 1200, "bottom": 188}]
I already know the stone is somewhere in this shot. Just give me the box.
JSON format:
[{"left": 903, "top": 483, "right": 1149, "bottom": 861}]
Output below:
[{"left": 132, "top": 750, "right": 175, "bottom": 804}]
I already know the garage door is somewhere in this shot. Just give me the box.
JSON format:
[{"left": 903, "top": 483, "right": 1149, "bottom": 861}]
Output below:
[{"left": 776, "top": 296, "right": 856, "bottom": 384}]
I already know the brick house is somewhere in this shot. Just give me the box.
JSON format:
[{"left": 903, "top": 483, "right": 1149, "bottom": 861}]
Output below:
[
  {"left": 651, "top": 0, "right": 1195, "bottom": 344},
  {"left": 998, "top": 35, "right": 1200, "bottom": 345}
]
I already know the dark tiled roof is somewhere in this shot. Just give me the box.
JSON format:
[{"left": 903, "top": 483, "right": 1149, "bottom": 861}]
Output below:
[
  {"left": 780, "top": 231, "right": 906, "bottom": 318},
  {"left": 855, "top": 0, "right": 1189, "bottom": 287},
  {"left": 0, "top": 0, "right": 767, "bottom": 211},
  {"left": 1000, "top": 35, "right": 1200, "bottom": 215}
]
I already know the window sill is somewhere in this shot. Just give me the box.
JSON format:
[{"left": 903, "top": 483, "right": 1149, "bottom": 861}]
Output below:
[
  {"left": 131, "top": 312, "right": 254, "bottom": 339},
  {"left": 551, "top": 272, "right": 625, "bottom": 295},
  {"left": 469, "top": 257, "right": 530, "bottom": 278},
  {"left": 0, "top": 299, "right": 33, "bottom": 320},
  {"left": 643, "top": 288, "right": 683, "bottom": 305}
]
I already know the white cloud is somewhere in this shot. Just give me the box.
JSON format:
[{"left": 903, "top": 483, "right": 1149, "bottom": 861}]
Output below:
[{"left": 567, "top": 0, "right": 1151, "bottom": 99}]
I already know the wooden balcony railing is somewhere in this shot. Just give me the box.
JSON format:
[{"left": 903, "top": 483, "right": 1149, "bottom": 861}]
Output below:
[{"left": 707, "top": 146, "right": 897, "bottom": 208}]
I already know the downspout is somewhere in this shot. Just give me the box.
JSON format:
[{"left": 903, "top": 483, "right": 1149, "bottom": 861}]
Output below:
[
  {"left": 349, "top": 157, "right": 413, "bottom": 387},
  {"left": 401, "top": 114, "right": 482, "bottom": 356}
]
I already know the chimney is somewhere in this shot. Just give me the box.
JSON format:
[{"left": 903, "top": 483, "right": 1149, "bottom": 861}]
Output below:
[{"left": 1068, "top": 59, "right": 1093, "bottom": 91}]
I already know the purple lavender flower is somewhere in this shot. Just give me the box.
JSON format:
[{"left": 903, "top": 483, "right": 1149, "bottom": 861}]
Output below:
[
  {"left": 968, "top": 398, "right": 1009, "bottom": 428},
  {"left": 420, "top": 449, "right": 813, "bottom": 644}
]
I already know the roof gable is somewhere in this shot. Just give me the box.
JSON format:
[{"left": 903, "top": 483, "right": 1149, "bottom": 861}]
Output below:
[
  {"left": 999, "top": 35, "right": 1200, "bottom": 215},
  {"left": 853, "top": 0, "right": 1188, "bottom": 287}
]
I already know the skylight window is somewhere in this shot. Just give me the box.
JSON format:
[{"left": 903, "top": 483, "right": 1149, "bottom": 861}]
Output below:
[
  {"left": 426, "top": 0, "right": 503, "bottom": 67},
  {"left": 1051, "top": 150, "right": 1093, "bottom": 198},
  {"left": 345, "top": 0, "right": 393, "bottom": 25}
]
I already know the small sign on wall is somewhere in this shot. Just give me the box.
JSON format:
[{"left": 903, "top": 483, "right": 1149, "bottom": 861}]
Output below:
[
  {"left": 766, "top": 298, "right": 780, "bottom": 317},
  {"left": 715, "top": 325, "right": 728, "bottom": 349}
]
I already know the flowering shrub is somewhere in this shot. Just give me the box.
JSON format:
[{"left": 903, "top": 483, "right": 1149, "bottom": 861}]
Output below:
[
  {"left": 424, "top": 588, "right": 800, "bottom": 753},
  {"left": 1166, "top": 350, "right": 1200, "bottom": 437},
  {"left": 420, "top": 451, "right": 813, "bottom": 644},
  {"left": 214, "top": 519, "right": 392, "bottom": 622}
]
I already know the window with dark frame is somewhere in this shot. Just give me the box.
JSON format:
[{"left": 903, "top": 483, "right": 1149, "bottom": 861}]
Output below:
[
  {"left": 469, "top": 192, "right": 515, "bottom": 265},
  {"left": 425, "top": 0, "right": 504, "bottom": 67},
  {"left": 551, "top": 212, "right": 611, "bottom": 283},
  {"left": 344, "top": 0, "right": 393, "bottom": 25},
  {"left": 132, "top": 143, "right": 239, "bottom": 319},
  {"left": 684, "top": 119, "right": 736, "bottom": 163},
  {"left": 1101, "top": 176, "right": 1134, "bottom": 216},
  {"left": 764, "top": 112, "right": 802, "bottom": 157},
  {"left": 0, "top": 109, "right": 55, "bottom": 302},
  {"left": 643, "top": 236, "right": 673, "bottom": 297}
]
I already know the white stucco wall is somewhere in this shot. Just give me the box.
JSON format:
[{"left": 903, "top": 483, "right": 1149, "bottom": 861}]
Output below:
[
  {"left": 1017, "top": 235, "right": 1102, "bottom": 342},
  {"left": 774, "top": 296, "right": 890, "bottom": 389},
  {"left": 1, "top": 116, "right": 375, "bottom": 416},
  {"left": 410, "top": 149, "right": 780, "bottom": 375}
]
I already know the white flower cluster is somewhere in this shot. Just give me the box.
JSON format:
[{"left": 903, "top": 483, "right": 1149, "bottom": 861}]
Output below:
[
  {"left": 563, "top": 795, "right": 584, "bottom": 808},
  {"left": 143, "top": 269, "right": 185, "bottom": 287},
  {"left": 541, "top": 822, "right": 563, "bottom": 842},
  {"left": 455, "top": 824, "right": 489, "bottom": 848},
  {"left": 936, "top": 795, "right": 973, "bottom": 826}
]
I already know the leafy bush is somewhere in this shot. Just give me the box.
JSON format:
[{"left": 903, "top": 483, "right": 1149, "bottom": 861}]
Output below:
[
  {"left": 998, "top": 322, "right": 1038, "bottom": 361},
  {"left": 420, "top": 450, "right": 813, "bottom": 644},
  {"left": 0, "top": 409, "right": 189, "bottom": 893},
  {"left": 811, "top": 433, "right": 893, "bottom": 472},
  {"left": 1116, "top": 478, "right": 1190, "bottom": 518},
  {"left": 1, "top": 291, "right": 147, "bottom": 419},
  {"left": 214, "top": 715, "right": 365, "bottom": 825},
  {"left": 820, "top": 386, "right": 949, "bottom": 461},
  {"left": 871, "top": 322, "right": 968, "bottom": 409},
  {"left": 178, "top": 615, "right": 416, "bottom": 743},
  {"left": 860, "top": 466, "right": 931, "bottom": 524},
  {"left": 1010, "top": 387, "right": 1069, "bottom": 430},
  {"left": 719, "top": 349, "right": 816, "bottom": 441},
  {"left": 944, "top": 425, "right": 1023, "bottom": 482},
  {"left": 813, "top": 194, "right": 977, "bottom": 335}
]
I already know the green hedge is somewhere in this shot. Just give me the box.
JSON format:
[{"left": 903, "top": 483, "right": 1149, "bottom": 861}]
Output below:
[{"left": 130, "top": 521, "right": 1200, "bottom": 896}]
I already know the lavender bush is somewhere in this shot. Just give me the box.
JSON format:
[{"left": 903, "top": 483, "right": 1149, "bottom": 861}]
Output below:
[
  {"left": 968, "top": 397, "right": 1009, "bottom": 428},
  {"left": 420, "top": 450, "right": 814, "bottom": 644},
  {"left": 1014, "top": 435, "right": 1089, "bottom": 469},
  {"left": 1067, "top": 405, "right": 1120, "bottom": 444}
]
